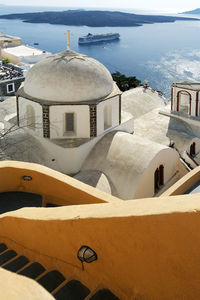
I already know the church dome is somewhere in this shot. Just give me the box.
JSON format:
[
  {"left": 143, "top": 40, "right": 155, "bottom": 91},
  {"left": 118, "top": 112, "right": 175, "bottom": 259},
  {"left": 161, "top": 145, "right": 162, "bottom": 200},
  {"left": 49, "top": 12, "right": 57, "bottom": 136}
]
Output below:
[{"left": 23, "top": 50, "right": 114, "bottom": 102}]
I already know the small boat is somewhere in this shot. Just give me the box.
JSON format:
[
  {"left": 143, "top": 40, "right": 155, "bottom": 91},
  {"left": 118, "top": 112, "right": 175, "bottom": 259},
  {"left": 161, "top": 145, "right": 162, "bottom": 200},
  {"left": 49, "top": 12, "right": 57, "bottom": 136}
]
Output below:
[
  {"left": 79, "top": 33, "right": 120, "bottom": 44},
  {"left": 34, "top": 42, "right": 39, "bottom": 45}
]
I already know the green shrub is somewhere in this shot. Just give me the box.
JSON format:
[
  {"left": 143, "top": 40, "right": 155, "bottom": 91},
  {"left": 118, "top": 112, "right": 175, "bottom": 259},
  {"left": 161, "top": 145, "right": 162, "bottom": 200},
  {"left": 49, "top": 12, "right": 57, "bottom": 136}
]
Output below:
[
  {"left": 2, "top": 58, "right": 10, "bottom": 63},
  {"left": 112, "top": 71, "right": 141, "bottom": 91}
]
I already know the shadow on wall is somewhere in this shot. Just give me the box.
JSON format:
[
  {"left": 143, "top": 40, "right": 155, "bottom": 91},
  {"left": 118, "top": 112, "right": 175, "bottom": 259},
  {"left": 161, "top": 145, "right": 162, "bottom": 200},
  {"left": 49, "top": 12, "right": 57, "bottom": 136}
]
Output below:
[
  {"left": 0, "top": 192, "right": 42, "bottom": 214},
  {"left": 161, "top": 166, "right": 200, "bottom": 196},
  {"left": 74, "top": 170, "right": 118, "bottom": 197},
  {"left": 167, "top": 117, "right": 193, "bottom": 138}
]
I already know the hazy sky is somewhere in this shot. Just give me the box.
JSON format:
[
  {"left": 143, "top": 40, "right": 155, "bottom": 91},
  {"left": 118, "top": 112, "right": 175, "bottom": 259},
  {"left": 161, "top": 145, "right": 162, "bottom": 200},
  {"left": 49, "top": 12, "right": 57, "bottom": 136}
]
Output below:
[{"left": 1, "top": 0, "right": 200, "bottom": 13}]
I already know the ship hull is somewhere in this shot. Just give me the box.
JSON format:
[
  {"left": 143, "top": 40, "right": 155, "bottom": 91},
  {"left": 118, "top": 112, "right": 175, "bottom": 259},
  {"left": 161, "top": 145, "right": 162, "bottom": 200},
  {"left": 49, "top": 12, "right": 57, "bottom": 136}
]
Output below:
[{"left": 79, "top": 34, "right": 120, "bottom": 44}]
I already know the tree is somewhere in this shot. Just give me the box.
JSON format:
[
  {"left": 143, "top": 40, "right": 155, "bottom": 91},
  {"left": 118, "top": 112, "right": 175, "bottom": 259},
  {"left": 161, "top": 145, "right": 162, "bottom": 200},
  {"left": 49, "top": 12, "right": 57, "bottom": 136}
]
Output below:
[
  {"left": 0, "top": 101, "right": 44, "bottom": 161},
  {"left": 2, "top": 58, "right": 10, "bottom": 64},
  {"left": 112, "top": 72, "right": 141, "bottom": 91}
]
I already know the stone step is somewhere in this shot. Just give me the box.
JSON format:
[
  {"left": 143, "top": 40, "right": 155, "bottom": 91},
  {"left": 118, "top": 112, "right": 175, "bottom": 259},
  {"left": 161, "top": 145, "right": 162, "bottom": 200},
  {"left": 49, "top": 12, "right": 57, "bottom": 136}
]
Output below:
[
  {"left": 0, "top": 243, "right": 119, "bottom": 299},
  {"left": 37, "top": 270, "right": 65, "bottom": 293},
  {"left": 3, "top": 255, "right": 29, "bottom": 272},
  {"left": 18, "top": 262, "right": 46, "bottom": 279},
  {"left": 90, "top": 289, "right": 120, "bottom": 300},
  {"left": 0, "top": 250, "right": 17, "bottom": 266},
  {"left": 54, "top": 279, "right": 90, "bottom": 300},
  {"left": 0, "top": 243, "right": 8, "bottom": 254}
]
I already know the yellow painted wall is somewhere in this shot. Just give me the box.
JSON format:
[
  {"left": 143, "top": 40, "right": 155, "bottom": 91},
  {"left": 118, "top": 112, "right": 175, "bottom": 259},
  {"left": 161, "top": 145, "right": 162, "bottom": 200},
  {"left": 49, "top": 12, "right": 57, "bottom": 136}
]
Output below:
[
  {"left": 1, "top": 161, "right": 200, "bottom": 299},
  {"left": 1, "top": 195, "right": 200, "bottom": 299},
  {"left": 0, "top": 161, "right": 120, "bottom": 205}
]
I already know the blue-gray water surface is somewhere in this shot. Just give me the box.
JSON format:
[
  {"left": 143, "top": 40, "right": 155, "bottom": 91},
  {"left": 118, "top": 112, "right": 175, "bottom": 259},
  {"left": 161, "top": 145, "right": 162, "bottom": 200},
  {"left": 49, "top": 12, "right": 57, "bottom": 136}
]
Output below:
[{"left": 1, "top": 6, "right": 200, "bottom": 98}]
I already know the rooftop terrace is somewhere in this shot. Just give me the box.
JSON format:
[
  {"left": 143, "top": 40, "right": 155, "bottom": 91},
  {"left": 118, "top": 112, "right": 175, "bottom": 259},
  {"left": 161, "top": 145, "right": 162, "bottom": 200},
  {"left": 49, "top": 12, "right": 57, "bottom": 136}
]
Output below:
[{"left": 4, "top": 45, "right": 49, "bottom": 57}]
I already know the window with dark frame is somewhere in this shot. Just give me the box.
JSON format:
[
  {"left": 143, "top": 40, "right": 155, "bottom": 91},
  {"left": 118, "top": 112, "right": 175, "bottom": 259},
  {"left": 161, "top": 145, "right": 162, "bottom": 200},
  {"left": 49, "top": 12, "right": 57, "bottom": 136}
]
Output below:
[
  {"left": 7, "top": 83, "right": 15, "bottom": 93},
  {"left": 65, "top": 113, "right": 74, "bottom": 132}
]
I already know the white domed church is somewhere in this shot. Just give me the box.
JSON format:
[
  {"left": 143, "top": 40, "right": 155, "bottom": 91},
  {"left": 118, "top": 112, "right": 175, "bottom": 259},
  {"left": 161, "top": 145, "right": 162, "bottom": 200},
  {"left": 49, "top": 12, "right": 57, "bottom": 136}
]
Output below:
[
  {"left": 2, "top": 49, "right": 185, "bottom": 199},
  {"left": 16, "top": 49, "right": 133, "bottom": 174}
]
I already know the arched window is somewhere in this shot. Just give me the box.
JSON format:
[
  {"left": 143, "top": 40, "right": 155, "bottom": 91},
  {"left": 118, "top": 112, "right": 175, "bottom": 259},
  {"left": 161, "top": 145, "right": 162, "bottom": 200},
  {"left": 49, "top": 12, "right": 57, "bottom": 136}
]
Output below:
[
  {"left": 104, "top": 104, "right": 112, "bottom": 130},
  {"left": 26, "top": 105, "right": 35, "bottom": 130},
  {"left": 177, "top": 90, "right": 191, "bottom": 115},
  {"left": 190, "top": 142, "right": 196, "bottom": 157},
  {"left": 154, "top": 165, "right": 164, "bottom": 193}
]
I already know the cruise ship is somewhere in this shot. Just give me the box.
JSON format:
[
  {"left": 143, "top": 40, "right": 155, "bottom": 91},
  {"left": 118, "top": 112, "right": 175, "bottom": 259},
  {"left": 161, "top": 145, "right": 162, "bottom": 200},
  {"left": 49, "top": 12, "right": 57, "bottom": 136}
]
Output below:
[{"left": 78, "top": 33, "right": 120, "bottom": 44}]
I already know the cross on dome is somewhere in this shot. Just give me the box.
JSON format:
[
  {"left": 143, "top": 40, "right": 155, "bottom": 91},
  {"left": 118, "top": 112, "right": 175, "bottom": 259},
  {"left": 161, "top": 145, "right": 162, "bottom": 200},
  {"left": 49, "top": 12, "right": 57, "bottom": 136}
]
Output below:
[{"left": 64, "top": 30, "right": 74, "bottom": 50}]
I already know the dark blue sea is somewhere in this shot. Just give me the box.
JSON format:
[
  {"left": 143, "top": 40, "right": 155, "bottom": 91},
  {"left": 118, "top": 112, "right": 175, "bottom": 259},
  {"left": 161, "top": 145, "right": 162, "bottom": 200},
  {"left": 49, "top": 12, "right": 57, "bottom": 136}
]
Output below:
[{"left": 1, "top": 5, "right": 200, "bottom": 97}]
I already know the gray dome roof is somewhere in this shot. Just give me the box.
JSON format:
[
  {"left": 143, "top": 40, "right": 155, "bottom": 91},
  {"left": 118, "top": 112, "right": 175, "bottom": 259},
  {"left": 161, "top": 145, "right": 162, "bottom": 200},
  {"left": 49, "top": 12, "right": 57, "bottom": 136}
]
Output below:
[{"left": 24, "top": 50, "right": 114, "bottom": 103}]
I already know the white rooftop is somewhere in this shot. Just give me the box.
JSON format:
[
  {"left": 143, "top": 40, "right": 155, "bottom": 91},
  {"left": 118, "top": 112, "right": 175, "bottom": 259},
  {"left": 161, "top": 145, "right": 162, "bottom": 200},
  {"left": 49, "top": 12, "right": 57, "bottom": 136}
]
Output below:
[
  {"left": 174, "top": 81, "right": 200, "bottom": 91},
  {"left": 121, "top": 86, "right": 168, "bottom": 119},
  {"left": 4, "top": 45, "right": 50, "bottom": 57}
]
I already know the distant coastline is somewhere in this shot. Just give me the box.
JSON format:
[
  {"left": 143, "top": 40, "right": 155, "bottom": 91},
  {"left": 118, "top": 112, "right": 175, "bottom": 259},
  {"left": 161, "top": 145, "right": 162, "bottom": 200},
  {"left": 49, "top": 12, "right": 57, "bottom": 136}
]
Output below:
[
  {"left": 180, "top": 8, "right": 200, "bottom": 15},
  {"left": 0, "top": 10, "right": 199, "bottom": 27}
]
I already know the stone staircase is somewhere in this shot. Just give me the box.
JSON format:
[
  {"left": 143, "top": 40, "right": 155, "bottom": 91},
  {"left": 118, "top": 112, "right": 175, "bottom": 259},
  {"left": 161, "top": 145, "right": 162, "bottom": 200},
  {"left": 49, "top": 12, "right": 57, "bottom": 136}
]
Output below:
[{"left": 0, "top": 243, "right": 119, "bottom": 300}]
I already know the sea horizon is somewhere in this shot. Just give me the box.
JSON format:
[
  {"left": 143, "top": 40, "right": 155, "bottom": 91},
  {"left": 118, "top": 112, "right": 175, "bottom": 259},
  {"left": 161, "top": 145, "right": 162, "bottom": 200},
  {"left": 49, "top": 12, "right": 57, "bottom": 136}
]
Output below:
[
  {"left": 0, "top": 4, "right": 189, "bottom": 16},
  {"left": 0, "top": 5, "right": 200, "bottom": 98}
]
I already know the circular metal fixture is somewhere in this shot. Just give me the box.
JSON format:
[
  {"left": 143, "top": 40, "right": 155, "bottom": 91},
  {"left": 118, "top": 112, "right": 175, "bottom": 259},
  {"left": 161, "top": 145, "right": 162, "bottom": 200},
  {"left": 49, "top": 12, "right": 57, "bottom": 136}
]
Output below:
[
  {"left": 22, "top": 175, "right": 32, "bottom": 181},
  {"left": 77, "top": 245, "right": 97, "bottom": 270}
]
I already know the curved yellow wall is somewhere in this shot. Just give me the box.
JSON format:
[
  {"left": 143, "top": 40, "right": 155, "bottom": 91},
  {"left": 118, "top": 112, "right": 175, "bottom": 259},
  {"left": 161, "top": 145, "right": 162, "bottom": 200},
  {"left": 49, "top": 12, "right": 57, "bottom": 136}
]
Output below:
[
  {"left": 1, "top": 195, "right": 200, "bottom": 299},
  {"left": 0, "top": 161, "right": 120, "bottom": 205},
  {"left": 1, "top": 161, "right": 200, "bottom": 299}
]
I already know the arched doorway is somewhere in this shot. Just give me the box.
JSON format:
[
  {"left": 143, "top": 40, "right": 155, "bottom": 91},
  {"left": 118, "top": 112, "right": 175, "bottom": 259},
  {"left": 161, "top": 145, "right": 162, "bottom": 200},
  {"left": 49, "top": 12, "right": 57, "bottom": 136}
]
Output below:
[
  {"left": 190, "top": 142, "right": 196, "bottom": 156},
  {"left": 154, "top": 165, "right": 164, "bottom": 193},
  {"left": 177, "top": 90, "right": 192, "bottom": 115}
]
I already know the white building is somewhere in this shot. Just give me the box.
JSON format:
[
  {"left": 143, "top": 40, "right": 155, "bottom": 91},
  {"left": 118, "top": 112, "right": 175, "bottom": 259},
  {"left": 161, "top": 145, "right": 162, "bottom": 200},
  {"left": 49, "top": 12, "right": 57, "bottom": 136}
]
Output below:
[
  {"left": 123, "top": 82, "right": 200, "bottom": 170},
  {"left": 2, "top": 44, "right": 51, "bottom": 66},
  {"left": 0, "top": 32, "right": 21, "bottom": 47},
  {"left": 1, "top": 49, "right": 186, "bottom": 200},
  {"left": 13, "top": 49, "right": 133, "bottom": 174},
  {"left": 171, "top": 81, "right": 200, "bottom": 117}
]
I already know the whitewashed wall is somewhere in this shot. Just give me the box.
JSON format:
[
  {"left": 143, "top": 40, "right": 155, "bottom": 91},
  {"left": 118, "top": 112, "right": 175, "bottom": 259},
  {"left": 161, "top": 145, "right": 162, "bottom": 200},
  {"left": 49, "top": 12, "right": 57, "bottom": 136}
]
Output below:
[
  {"left": 134, "top": 148, "right": 179, "bottom": 199},
  {"left": 96, "top": 96, "right": 119, "bottom": 136},
  {"left": 34, "top": 134, "right": 106, "bottom": 174},
  {"left": 18, "top": 97, "right": 43, "bottom": 137},
  {"left": 49, "top": 105, "right": 90, "bottom": 139},
  {"left": 172, "top": 87, "right": 198, "bottom": 117},
  {"left": 186, "top": 137, "right": 200, "bottom": 155}
]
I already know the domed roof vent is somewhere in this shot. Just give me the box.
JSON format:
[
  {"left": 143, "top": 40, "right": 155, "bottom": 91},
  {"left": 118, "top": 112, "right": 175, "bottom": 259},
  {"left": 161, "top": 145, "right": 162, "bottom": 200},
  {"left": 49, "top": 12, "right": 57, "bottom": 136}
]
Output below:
[{"left": 24, "top": 50, "right": 114, "bottom": 103}]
